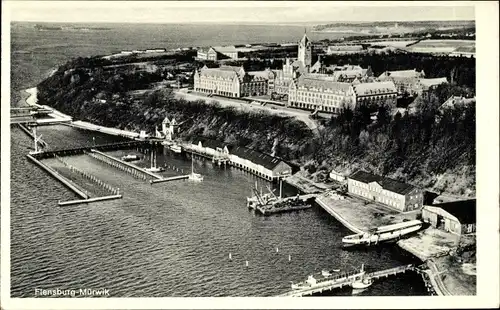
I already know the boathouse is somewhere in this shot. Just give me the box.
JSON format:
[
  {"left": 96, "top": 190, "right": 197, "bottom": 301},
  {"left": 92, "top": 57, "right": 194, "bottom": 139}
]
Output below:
[
  {"left": 347, "top": 170, "right": 423, "bottom": 212},
  {"left": 421, "top": 200, "right": 476, "bottom": 235},
  {"left": 188, "top": 137, "right": 292, "bottom": 181}
]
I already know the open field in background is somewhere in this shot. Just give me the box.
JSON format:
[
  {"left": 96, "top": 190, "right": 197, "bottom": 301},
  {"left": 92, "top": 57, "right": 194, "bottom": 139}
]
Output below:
[{"left": 406, "top": 39, "right": 475, "bottom": 53}]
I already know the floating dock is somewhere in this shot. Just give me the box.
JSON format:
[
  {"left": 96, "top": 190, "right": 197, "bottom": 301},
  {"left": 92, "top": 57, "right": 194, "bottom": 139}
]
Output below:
[{"left": 278, "top": 264, "right": 414, "bottom": 297}]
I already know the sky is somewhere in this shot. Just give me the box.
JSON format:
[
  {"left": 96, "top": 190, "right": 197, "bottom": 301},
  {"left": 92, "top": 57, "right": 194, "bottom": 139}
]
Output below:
[{"left": 6, "top": 1, "right": 475, "bottom": 24}]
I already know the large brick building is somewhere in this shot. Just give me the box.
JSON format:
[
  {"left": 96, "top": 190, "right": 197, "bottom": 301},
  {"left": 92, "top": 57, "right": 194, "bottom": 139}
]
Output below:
[
  {"left": 347, "top": 170, "right": 423, "bottom": 212},
  {"left": 193, "top": 65, "right": 274, "bottom": 98}
]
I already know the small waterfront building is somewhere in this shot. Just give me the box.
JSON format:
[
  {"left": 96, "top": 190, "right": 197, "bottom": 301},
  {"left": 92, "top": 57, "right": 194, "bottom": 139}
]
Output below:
[
  {"left": 416, "top": 77, "right": 448, "bottom": 94},
  {"left": 378, "top": 69, "right": 426, "bottom": 96},
  {"left": 347, "top": 170, "right": 424, "bottom": 212},
  {"left": 422, "top": 200, "right": 476, "bottom": 235},
  {"left": 230, "top": 146, "right": 292, "bottom": 181},
  {"left": 189, "top": 138, "right": 292, "bottom": 181}
]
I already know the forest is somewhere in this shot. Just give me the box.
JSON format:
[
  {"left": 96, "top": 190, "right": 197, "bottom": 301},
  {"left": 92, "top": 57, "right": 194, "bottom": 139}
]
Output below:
[{"left": 37, "top": 53, "right": 475, "bottom": 196}]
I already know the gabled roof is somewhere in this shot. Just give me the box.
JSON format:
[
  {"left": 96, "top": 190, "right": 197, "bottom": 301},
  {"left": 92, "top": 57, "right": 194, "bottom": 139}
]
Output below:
[
  {"left": 349, "top": 170, "right": 418, "bottom": 195},
  {"left": 419, "top": 78, "right": 448, "bottom": 88},
  {"left": 296, "top": 75, "right": 353, "bottom": 92},
  {"left": 353, "top": 81, "right": 397, "bottom": 96},
  {"left": 379, "top": 69, "right": 424, "bottom": 79},
  {"left": 231, "top": 146, "right": 286, "bottom": 170},
  {"left": 190, "top": 137, "right": 287, "bottom": 170},
  {"left": 199, "top": 65, "right": 245, "bottom": 81},
  {"left": 433, "top": 199, "right": 476, "bottom": 224},
  {"left": 299, "top": 33, "right": 309, "bottom": 45},
  {"left": 440, "top": 96, "right": 476, "bottom": 109}
]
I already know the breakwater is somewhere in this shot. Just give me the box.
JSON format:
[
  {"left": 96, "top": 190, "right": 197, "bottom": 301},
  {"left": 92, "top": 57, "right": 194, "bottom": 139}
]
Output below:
[
  {"left": 54, "top": 154, "right": 121, "bottom": 196},
  {"left": 26, "top": 154, "right": 89, "bottom": 199}
]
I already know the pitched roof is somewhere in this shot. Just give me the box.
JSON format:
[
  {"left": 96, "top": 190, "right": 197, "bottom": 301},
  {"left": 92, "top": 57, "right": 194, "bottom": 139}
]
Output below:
[
  {"left": 433, "top": 199, "right": 476, "bottom": 224},
  {"left": 191, "top": 137, "right": 287, "bottom": 170},
  {"left": 419, "top": 77, "right": 448, "bottom": 88},
  {"left": 441, "top": 96, "right": 476, "bottom": 109},
  {"left": 199, "top": 65, "right": 245, "bottom": 80},
  {"left": 231, "top": 146, "right": 285, "bottom": 170},
  {"left": 379, "top": 69, "right": 424, "bottom": 79},
  {"left": 349, "top": 170, "right": 418, "bottom": 195},
  {"left": 296, "top": 75, "right": 353, "bottom": 92},
  {"left": 353, "top": 81, "right": 397, "bottom": 96}
]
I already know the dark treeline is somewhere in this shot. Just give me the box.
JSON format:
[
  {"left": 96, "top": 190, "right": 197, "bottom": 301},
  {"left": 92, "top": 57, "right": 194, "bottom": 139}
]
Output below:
[
  {"left": 321, "top": 52, "right": 476, "bottom": 89},
  {"left": 37, "top": 53, "right": 475, "bottom": 195}
]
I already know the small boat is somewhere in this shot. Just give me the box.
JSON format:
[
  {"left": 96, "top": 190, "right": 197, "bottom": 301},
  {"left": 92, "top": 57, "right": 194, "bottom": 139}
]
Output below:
[
  {"left": 188, "top": 157, "right": 203, "bottom": 182},
  {"left": 170, "top": 144, "right": 182, "bottom": 153},
  {"left": 321, "top": 270, "right": 332, "bottom": 277},
  {"left": 291, "top": 275, "right": 317, "bottom": 290},
  {"left": 342, "top": 220, "right": 423, "bottom": 246},
  {"left": 121, "top": 154, "right": 140, "bottom": 162},
  {"left": 352, "top": 277, "right": 373, "bottom": 289}
]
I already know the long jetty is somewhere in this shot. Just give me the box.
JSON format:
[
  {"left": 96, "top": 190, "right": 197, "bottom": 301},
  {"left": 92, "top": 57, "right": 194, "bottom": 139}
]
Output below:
[
  {"left": 26, "top": 154, "right": 89, "bottom": 200},
  {"left": 278, "top": 264, "right": 414, "bottom": 297},
  {"left": 17, "top": 124, "right": 48, "bottom": 148},
  {"left": 31, "top": 140, "right": 149, "bottom": 160},
  {"left": 87, "top": 149, "right": 162, "bottom": 180}
]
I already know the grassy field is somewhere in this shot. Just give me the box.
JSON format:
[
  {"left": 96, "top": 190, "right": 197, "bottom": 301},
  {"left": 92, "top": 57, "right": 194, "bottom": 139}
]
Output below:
[{"left": 407, "top": 40, "right": 475, "bottom": 53}]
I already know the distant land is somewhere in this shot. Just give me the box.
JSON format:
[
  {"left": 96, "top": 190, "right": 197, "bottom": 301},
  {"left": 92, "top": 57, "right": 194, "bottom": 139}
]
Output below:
[{"left": 313, "top": 20, "right": 475, "bottom": 35}]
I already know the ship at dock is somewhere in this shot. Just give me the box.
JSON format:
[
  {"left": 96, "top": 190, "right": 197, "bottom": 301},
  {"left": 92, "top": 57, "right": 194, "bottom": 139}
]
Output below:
[
  {"left": 290, "top": 264, "right": 371, "bottom": 291},
  {"left": 342, "top": 220, "right": 423, "bottom": 246},
  {"left": 246, "top": 180, "right": 315, "bottom": 215}
]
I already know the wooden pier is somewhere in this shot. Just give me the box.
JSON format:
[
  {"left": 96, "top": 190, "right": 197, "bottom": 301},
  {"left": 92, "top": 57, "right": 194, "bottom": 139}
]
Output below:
[
  {"left": 150, "top": 175, "right": 190, "bottom": 184},
  {"left": 31, "top": 140, "right": 149, "bottom": 160},
  {"left": 278, "top": 264, "right": 414, "bottom": 297},
  {"left": 27, "top": 154, "right": 89, "bottom": 200},
  {"left": 88, "top": 149, "right": 163, "bottom": 180},
  {"left": 58, "top": 194, "right": 123, "bottom": 206}
]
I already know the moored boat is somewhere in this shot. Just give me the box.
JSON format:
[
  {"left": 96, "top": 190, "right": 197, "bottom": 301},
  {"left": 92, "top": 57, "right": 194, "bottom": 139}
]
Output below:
[
  {"left": 342, "top": 220, "right": 422, "bottom": 246},
  {"left": 188, "top": 157, "right": 203, "bottom": 181},
  {"left": 121, "top": 154, "right": 140, "bottom": 162},
  {"left": 170, "top": 144, "right": 182, "bottom": 153},
  {"left": 352, "top": 277, "right": 373, "bottom": 289}
]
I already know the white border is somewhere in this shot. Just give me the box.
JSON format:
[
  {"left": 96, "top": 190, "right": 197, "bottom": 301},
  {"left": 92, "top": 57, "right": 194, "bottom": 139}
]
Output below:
[{"left": 1, "top": 1, "right": 499, "bottom": 309}]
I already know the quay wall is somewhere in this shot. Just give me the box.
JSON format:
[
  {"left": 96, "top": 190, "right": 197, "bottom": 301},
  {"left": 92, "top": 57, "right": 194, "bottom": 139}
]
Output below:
[
  {"left": 315, "top": 196, "right": 364, "bottom": 234},
  {"left": 26, "top": 154, "right": 89, "bottom": 200}
]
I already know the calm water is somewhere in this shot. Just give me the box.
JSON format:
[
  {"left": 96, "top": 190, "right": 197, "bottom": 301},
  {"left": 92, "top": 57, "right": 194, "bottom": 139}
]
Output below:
[
  {"left": 10, "top": 22, "right": 426, "bottom": 297},
  {"left": 11, "top": 125, "right": 427, "bottom": 297}
]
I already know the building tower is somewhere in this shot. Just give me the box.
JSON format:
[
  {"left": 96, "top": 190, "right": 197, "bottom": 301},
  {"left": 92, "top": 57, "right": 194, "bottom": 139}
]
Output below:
[{"left": 298, "top": 30, "right": 312, "bottom": 69}]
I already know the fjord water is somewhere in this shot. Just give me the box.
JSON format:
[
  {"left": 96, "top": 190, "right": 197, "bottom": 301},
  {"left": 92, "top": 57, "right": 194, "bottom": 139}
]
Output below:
[
  {"left": 11, "top": 126, "right": 426, "bottom": 297},
  {"left": 10, "top": 22, "right": 426, "bottom": 297}
]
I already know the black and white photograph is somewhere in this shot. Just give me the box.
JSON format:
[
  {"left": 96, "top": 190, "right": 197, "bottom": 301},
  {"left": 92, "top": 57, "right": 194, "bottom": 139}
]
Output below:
[{"left": 1, "top": 1, "right": 498, "bottom": 309}]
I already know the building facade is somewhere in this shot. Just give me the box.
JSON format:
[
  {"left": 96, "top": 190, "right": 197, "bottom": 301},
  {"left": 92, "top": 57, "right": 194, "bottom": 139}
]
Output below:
[
  {"left": 188, "top": 138, "right": 292, "bottom": 181},
  {"left": 378, "top": 69, "right": 426, "bottom": 96},
  {"left": 347, "top": 170, "right": 423, "bottom": 212},
  {"left": 287, "top": 75, "right": 356, "bottom": 113},
  {"left": 352, "top": 81, "right": 398, "bottom": 107},
  {"left": 422, "top": 200, "right": 476, "bottom": 235},
  {"left": 193, "top": 65, "right": 273, "bottom": 98}
]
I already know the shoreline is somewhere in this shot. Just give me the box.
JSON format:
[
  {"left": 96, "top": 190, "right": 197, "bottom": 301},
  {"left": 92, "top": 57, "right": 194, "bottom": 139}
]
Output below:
[{"left": 25, "top": 85, "right": 469, "bottom": 296}]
